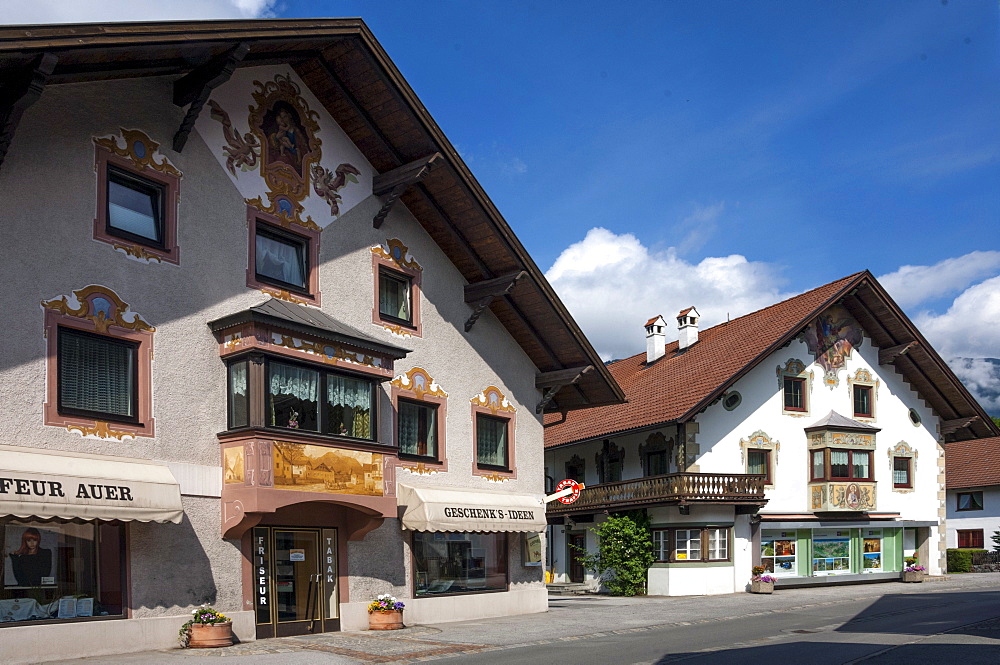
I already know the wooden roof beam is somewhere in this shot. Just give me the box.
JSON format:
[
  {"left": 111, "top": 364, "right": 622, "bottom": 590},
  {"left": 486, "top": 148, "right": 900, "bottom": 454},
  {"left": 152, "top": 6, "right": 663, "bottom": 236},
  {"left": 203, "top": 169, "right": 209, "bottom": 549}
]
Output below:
[
  {"left": 0, "top": 53, "right": 58, "bottom": 172},
  {"left": 536, "top": 365, "right": 594, "bottom": 413},
  {"left": 879, "top": 341, "right": 918, "bottom": 365},
  {"left": 172, "top": 42, "right": 250, "bottom": 152},
  {"left": 940, "top": 416, "right": 979, "bottom": 436},
  {"left": 372, "top": 152, "right": 443, "bottom": 228},
  {"left": 464, "top": 271, "right": 527, "bottom": 332}
]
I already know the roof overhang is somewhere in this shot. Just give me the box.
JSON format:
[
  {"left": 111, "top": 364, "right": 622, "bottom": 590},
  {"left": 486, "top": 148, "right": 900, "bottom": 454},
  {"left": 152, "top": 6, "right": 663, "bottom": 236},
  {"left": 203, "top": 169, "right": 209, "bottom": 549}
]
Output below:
[{"left": 0, "top": 19, "right": 625, "bottom": 413}]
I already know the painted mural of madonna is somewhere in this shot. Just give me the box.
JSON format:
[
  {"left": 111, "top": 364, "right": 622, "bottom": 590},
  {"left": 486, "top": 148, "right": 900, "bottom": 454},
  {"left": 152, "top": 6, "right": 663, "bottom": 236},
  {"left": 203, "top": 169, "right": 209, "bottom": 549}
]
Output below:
[
  {"left": 261, "top": 101, "right": 309, "bottom": 177},
  {"left": 804, "top": 305, "right": 864, "bottom": 386}
]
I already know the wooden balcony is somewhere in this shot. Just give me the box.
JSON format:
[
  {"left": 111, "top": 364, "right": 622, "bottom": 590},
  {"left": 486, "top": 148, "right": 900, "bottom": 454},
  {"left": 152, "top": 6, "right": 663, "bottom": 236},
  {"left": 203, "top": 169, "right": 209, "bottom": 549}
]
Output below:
[{"left": 547, "top": 472, "right": 767, "bottom": 516}]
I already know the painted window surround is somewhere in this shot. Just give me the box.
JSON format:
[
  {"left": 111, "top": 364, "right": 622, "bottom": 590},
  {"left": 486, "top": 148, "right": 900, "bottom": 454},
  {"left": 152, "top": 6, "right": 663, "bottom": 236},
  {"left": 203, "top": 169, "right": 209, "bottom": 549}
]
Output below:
[
  {"left": 246, "top": 204, "right": 321, "bottom": 306},
  {"left": 470, "top": 385, "right": 517, "bottom": 480},
  {"left": 42, "top": 285, "right": 155, "bottom": 439},
  {"left": 93, "top": 129, "right": 181, "bottom": 265},
  {"left": 371, "top": 239, "right": 423, "bottom": 338},
  {"left": 888, "top": 441, "right": 916, "bottom": 493},
  {"left": 391, "top": 367, "right": 448, "bottom": 473},
  {"left": 847, "top": 368, "right": 880, "bottom": 423},
  {"left": 740, "top": 430, "right": 780, "bottom": 489},
  {"left": 777, "top": 358, "right": 813, "bottom": 418}
]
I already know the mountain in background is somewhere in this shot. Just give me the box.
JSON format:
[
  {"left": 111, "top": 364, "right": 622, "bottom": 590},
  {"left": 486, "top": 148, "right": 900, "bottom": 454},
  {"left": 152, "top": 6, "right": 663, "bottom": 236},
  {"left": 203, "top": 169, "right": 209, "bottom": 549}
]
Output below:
[{"left": 950, "top": 358, "right": 1000, "bottom": 418}]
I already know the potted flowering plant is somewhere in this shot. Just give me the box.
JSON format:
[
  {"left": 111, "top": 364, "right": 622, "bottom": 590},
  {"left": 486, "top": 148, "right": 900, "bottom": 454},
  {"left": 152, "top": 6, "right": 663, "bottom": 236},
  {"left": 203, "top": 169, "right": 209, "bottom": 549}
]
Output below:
[
  {"left": 367, "top": 594, "right": 405, "bottom": 630},
  {"left": 902, "top": 564, "right": 926, "bottom": 583},
  {"left": 178, "top": 605, "right": 233, "bottom": 648},
  {"left": 750, "top": 566, "right": 777, "bottom": 594}
]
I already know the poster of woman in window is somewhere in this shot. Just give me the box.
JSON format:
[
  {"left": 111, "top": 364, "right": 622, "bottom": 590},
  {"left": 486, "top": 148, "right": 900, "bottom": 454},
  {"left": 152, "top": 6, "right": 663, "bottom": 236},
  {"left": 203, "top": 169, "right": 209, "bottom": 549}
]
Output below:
[{"left": 3, "top": 525, "right": 57, "bottom": 588}]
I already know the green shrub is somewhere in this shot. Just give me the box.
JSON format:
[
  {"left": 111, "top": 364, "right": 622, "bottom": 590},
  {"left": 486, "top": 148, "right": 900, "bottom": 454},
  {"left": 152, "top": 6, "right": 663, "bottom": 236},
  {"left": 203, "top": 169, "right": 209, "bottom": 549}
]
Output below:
[
  {"left": 574, "top": 510, "right": 654, "bottom": 596},
  {"left": 947, "top": 548, "right": 987, "bottom": 572}
]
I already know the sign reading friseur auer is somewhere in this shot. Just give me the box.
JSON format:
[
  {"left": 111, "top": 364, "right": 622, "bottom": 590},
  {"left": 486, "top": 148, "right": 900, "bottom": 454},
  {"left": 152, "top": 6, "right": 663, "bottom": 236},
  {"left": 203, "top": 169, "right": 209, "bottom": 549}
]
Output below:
[{"left": 0, "top": 476, "right": 136, "bottom": 502}]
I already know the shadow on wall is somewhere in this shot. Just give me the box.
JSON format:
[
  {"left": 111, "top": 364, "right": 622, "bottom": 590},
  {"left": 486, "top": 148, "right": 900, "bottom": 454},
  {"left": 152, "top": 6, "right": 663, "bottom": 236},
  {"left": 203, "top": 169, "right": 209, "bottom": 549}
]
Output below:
[{"left": 129, "top": 514, "right": 220, "bottom": 611}]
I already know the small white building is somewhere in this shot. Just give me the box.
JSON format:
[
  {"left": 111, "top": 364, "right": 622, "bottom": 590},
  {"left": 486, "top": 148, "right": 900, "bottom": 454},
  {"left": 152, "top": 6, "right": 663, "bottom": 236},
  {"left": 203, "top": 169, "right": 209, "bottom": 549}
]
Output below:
[
  {"left": 945, "top": 436, "right": 1000, "bottom": 551},
  {"left": 545, "top": 272, "right": 999, "bottom": 594}
]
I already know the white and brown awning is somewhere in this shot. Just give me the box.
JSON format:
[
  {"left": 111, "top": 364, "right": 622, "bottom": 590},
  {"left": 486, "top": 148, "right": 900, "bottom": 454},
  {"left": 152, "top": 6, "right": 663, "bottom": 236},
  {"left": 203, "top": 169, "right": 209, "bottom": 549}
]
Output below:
[
  {"left": 398, "top": 484, "right": 546, "bottom": 533},
  {"left": 0, "top": 445, "right": 183, "bottom": 523}
]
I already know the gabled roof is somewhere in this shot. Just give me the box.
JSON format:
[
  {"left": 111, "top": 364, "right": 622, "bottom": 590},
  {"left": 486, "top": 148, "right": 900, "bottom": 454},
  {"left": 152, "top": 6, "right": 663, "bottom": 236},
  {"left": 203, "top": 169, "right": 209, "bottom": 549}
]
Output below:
[
  {"left": 946, "top": 436, "right": 1000, "bottom": 489},
  {"left": 545, "top": 271, "right": 999, "bottom": 448},
  {"left": 208, "top": 298, "right": 410, "bottom": 359},
  {"left": 0, "top": 18, "right": 625, "bottom": 413}
]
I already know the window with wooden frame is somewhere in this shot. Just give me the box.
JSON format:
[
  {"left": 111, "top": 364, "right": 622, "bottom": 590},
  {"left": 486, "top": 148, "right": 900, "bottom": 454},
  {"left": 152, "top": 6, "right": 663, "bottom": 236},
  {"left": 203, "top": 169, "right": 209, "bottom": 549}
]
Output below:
[
  {"left": 93, "top": 129, "right": 180, "bottom": 264},
  {"left": 651, "top": 527, "right": 730, "bottom": 563},
  {"left": 476, "top": 414, "right": 510, "bottom": 471},
  {"left": 371, "top": 239, "right": 423, "bottom": 337},
  {"left": 810, "top": 449, "right": 872, "bottom": 481},
  {"left": 783, "top": 377, "right": 806, "bottom": 412},
  {"left": 853, "top": 385, "right": 874, "bottom": 419},
  {"left": 892, "top": 456, "right": 912, "bottom": 489},
  {"left": 391, "top": 367, "right": 448, "bottom": 469},
  {"left": 957, "top": 529, "right": 984, "bottom": 549},
  {"left": 226, "top": 355, "right": 377, "bottom": 441},
  {"left": 957, "top": 491, "right": 984, "bottom": 512},
  {"left": 246, "top": 206, "right": 321, "bottom": 305},
  {"left": 565, "top": 455, "right": 586, "bottom": 484},
  {"left": 747, "top": 449, "right": 771, "bottom": 484},
  {"left": 42, "top": 286, "right": 155, "bottom": 439}
]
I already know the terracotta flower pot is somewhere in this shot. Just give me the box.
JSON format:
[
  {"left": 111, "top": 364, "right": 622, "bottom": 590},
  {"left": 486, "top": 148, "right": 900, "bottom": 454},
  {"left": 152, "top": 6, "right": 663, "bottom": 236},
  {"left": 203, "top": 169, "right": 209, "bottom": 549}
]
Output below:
[
  {"left": 902, "top": 570, "right": 925, "bottom": 583},
  {"left": 750, "top": 580, "right": 774, "bottom": 594},
  {"left": 188, "top": 621, "right": 234, "bottom": 648},
  {"left": 368, "top": 609, "right": 404, "bottom": 630}
]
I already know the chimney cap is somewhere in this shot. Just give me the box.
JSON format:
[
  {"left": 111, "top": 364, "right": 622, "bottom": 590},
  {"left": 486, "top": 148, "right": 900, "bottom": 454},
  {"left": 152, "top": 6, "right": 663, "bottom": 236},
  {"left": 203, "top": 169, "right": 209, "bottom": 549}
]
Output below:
[
  {"left": 677, "top": 306, "right": 699, "bottom": 320},
  {"left": 645, "top": 315, "right": 665, "bottom": 327}
]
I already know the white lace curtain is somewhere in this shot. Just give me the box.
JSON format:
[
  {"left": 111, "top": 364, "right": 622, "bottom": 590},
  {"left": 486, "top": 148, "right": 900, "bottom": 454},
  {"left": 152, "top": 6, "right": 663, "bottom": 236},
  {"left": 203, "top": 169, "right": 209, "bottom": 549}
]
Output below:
[
  {"left": 256, "top": 234, "right": 304, "bottom": 286},
  {"left": 269, "top": 363, "right": 318, "bottom": 401}
]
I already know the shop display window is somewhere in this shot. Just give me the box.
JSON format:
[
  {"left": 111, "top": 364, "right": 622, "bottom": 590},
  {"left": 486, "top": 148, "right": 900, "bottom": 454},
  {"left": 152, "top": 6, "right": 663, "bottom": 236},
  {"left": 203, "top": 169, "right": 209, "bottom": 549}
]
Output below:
[
  {"left": 412, "top": 532, "right": 507, "bottom": 596},
  {"left": 760, "top": 530, "right": 797, "bottom": 577},
  {"left": 0, "top": 520, "right": 125, "bottom": 624},
  {"left": 812, "top": 529, "right": 852, "bottom": 574},
  {"left": 862, "top": 529, "right": 882, "bottom": 572}
]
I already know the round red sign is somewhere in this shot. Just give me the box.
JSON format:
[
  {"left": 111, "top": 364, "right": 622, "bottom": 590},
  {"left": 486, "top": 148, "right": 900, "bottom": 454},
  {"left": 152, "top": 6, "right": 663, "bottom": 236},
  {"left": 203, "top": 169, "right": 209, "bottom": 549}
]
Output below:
[{"left": 555, "top": 479, "right": 582, "bottom": 505}]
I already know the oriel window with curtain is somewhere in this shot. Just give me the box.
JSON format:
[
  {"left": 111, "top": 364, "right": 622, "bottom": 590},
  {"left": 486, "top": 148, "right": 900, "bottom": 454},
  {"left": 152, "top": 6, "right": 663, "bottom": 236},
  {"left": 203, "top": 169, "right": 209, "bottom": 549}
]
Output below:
[
  {"left": 267, "top": 360, "right": 319, "bottom": 431},
  {"left": 398, "top": 400, "right": 437, "bottom": 459},
  {"left": 327, "top": 374, "right": 374, "bottom": 439},
  {"left": 476, "top": 414, "right": 508, "bottom": 469},
  {"left": 378, "top": 268, "right": 411, "bottom": 324}
]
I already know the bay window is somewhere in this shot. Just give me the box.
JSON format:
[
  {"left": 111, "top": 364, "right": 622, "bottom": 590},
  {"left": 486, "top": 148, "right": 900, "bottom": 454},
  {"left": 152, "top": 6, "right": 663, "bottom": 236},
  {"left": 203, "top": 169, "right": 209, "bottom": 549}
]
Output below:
[{"left": 810, "top": 448, "right": 872, "bottom": 481}]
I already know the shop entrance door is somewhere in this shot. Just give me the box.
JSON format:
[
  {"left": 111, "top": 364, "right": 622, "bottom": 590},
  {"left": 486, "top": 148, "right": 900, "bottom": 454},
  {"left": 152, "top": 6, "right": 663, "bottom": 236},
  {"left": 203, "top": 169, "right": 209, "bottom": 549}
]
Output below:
[
  {"left": 568, "top": 533, "right": 586, "bottom": 583},
  {"left": 253, "top": 526, "right": 339, "bottom": 638}
]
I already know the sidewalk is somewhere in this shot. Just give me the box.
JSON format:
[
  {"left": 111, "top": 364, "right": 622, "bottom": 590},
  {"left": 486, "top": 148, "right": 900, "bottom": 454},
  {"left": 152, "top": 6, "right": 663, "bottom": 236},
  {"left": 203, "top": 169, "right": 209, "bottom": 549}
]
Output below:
[{"left": 43, "top": 573, "right": 1000, "bottom": 665}]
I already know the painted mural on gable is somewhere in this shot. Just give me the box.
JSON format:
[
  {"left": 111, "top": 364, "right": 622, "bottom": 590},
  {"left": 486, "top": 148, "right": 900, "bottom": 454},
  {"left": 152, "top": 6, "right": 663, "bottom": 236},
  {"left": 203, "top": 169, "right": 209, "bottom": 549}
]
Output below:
[
  {"left": 803, "top": 305, "right": 864, "bottom": 388},
  {"left": 194, "top": 66, "right": 371, "bottom": 229}
]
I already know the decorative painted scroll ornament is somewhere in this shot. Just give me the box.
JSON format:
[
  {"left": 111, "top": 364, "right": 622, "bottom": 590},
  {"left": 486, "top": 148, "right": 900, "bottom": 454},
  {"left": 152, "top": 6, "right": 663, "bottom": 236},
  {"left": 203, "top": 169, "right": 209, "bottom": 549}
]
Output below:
[
  {"left": 803, "top": 306, "right": 863, "bottom": 388},
  {"left": 113, "top": 244, "right": 163, "bottom": 263},
  {"left": 370, "top": 239, "right": 422, "bottom": 272},
  {"left": 66, "top": 421, "right": 133, "bottom": 441},
  {"left": 208, "top": 99, "right": 259, "bottom": 176},
  {"left": 93, "top": 128, "right": 181, "bottom": 177},
  {"left": 41, "top": 285, "right": 154, "bottom": 334},
  {"left": 471, "top": 386, "right": 516, "bottom": 414},
  {"left": 391, "top": 367, "right": 448, "bottom": 399},
  {"left": 312, "top": 163, "right": 361, "bottom": 216}
]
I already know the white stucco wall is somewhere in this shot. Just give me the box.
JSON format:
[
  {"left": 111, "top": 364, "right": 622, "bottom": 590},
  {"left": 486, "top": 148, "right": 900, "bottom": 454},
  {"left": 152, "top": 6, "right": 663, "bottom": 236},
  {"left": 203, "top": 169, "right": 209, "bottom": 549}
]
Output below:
[{"left": 945, "top": 486, "right": 1000, "bottom": 548}]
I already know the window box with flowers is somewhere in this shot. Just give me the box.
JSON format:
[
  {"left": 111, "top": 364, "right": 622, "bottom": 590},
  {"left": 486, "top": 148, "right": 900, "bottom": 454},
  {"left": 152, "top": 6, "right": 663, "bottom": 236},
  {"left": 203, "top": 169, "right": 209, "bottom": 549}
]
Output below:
[
  {"left": 178, "top": 605, "right": 233, "bottom": 648},
  {"left": 368, "top": 594, "right": 405, "bottom": 630},
  {"left": 902, "top": 564, "right": 926, "bottom": 583},
  {"left": 749, "top": 566, "right": 777, "bottom": 594}
]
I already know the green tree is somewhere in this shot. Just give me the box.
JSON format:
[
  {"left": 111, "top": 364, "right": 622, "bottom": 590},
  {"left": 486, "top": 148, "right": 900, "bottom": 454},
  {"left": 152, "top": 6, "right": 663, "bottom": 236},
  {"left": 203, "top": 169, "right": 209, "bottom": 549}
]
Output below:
[
  {"left": 992, "top": 417, "right": 1000, "bottom": 430},
  {"left": 573, "top": 510, "right": 654, "bottom": 596}
]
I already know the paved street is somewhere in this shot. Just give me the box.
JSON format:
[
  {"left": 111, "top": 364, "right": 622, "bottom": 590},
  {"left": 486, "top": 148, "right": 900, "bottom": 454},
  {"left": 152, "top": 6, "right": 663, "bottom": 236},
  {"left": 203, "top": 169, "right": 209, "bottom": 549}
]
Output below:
[{"left": 43, "top": 574, "right": 1000, "bottom": 665}]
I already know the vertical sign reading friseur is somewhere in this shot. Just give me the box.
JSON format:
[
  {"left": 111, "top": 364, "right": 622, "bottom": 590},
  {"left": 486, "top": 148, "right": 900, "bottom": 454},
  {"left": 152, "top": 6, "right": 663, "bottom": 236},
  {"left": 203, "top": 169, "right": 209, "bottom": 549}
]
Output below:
[{"left": 252, "top": 527, "right": 271, "bottom": 624}]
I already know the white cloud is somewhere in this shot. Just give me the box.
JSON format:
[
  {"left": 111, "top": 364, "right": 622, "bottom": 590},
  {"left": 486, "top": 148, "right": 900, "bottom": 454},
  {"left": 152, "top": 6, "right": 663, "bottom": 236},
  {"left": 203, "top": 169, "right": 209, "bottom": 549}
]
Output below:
[
  {"left": 878, "top": 251, "right": 1000, "bottom": 309},
  {"left": 949, "top": 358, "right": 1000, "bottom": 416},
  {"left": 546, "top": 227, "right": 790, "bottom": 360},
  {"left": 1, "top": 0, "right": 276, "bottom": 24},
  {"left": 914, "top": 274, "right": 1000, "bottom": 359}
]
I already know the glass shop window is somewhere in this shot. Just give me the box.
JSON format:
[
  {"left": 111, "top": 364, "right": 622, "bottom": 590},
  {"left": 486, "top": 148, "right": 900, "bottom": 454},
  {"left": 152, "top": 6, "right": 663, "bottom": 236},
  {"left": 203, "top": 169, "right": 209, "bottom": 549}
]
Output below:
[
  {"left": 812, "top": 529, "right": 852, "bottom": 575},
  {"left": 412, "top": 532, "right": 508, "bottom": 596},
  {"left": 862, "top": 529, "right": 882, "bottom": 572},
  {"left": 0, "top": 520, "right": 125, "bottom": 623},
  {"left": 760, "top": 530, "right": 797, "bottom": 577}
]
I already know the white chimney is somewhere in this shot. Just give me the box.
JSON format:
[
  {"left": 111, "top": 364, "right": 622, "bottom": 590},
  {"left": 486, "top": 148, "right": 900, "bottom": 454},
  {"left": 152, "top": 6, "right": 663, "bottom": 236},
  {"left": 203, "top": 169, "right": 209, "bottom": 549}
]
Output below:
[
  {"left": 677, "top": 306, "right": 700, "bottom": 350},
  {"left": 645, "top": 315, "right": 667, "bottom": 363}
]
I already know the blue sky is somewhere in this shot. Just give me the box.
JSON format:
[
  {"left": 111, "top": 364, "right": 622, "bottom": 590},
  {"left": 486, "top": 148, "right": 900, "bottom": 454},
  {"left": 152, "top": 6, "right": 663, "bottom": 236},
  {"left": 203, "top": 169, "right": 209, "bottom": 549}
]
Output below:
[{"left": 8, "top": 0, "right": 1000, "bottom": 407}]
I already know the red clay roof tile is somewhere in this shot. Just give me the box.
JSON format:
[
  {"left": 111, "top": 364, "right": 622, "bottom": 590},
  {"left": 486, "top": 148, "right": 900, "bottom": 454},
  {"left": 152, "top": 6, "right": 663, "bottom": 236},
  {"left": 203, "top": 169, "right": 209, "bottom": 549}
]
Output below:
[{"left": 946, "top": 436, "right": 1000, "bottom": 489}]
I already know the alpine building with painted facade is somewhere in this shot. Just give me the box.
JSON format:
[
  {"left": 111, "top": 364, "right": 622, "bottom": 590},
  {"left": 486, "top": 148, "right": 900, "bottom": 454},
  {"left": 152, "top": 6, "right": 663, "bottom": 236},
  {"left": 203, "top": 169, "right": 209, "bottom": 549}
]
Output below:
[
  {"left": 544, "top": 272, "right": 998, "bottom": 595},
  {"left": 0, "top": 20, "right": 624, "bottom": 662}
]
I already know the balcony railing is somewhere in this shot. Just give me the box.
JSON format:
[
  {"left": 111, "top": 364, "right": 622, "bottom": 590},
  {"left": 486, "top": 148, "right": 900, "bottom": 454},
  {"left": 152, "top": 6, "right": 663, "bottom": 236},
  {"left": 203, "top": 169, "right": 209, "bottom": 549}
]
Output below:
[{"left": 547, "top": 472, "right": 767, "bottom": 515}]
